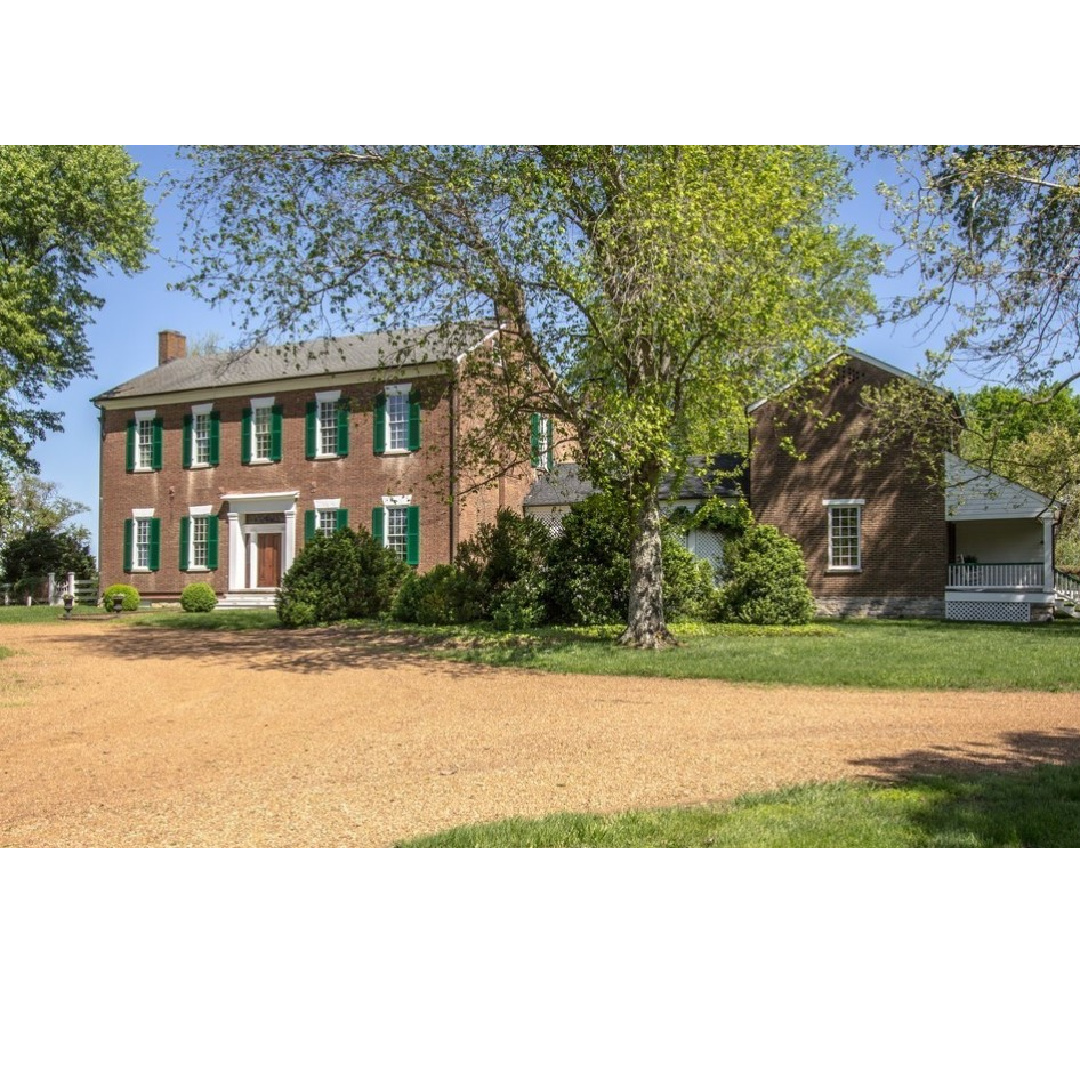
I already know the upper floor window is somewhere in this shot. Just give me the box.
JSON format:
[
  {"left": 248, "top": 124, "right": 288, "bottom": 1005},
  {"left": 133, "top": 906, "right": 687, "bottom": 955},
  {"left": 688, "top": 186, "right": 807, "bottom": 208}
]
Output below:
[
  {"left": 184, "top": 404, "right": 219, "bottom": 469},
  {"left": 825, "top": 499, "right": 864, "bottom": 571},
  {"left": 126, "top": 411, "right": 162, "bottom": 472},
  {"left": 374, "top": 384, "right": 419, "bottom": 455},
  {"left": 531, "top": 413, "right": 554, "bottom": 471},
  {"left": 306, "top": 391, "right": 349, "bottom": 460},
  {"left": 242, "top": 397, "right": 282, "bottom": 464}
]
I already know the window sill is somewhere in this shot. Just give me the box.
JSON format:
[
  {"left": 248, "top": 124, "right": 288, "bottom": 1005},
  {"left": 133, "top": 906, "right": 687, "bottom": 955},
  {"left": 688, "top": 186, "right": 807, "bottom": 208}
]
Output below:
[
  {"left": 246, "top": 459, "right": 276, "bottom": 466},
  {"left": 185, "top": 567, "right": 211, "bottom": 573},
  {"left": 314, "top": 453, "right": 340, "bottom": 461},
  {"left": 188, "top": 463, "right": 212, "bottom": 470},
  {"left": 132, "top": 467, "right": 155, "bottom": 474},
  {"left": 380, "top": 449, "right": 411, "bottom": 457},
  {"left": 826, "top": 567, "right": 862, "bottom": 574}
]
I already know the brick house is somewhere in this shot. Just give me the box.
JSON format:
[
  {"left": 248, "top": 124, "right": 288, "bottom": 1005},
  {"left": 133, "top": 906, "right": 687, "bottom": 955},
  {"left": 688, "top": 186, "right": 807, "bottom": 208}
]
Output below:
[
  {"left": 94, "top": 332, "right": 1068, "bottom": 621},
  {"left": 92, "top": 326, "right": 539, "bottom": 607}
]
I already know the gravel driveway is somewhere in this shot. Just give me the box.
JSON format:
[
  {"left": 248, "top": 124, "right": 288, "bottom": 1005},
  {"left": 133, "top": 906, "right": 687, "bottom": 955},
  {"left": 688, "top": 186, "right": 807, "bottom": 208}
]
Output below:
[{"left": 3, "top": 620, "right": 1080, "bottom": 846}]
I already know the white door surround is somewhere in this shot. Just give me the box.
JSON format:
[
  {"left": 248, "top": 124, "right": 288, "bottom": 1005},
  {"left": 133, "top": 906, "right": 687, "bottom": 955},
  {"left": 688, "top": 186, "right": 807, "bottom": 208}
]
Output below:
[{"left": 221, "top": 491, "right": 299, "bottom": 593}]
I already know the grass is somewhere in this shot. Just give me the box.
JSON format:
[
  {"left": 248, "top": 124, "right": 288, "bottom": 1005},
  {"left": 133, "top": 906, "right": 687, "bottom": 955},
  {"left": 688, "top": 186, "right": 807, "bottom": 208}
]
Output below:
[
  {"left": 401, "top": 765, "right": 1080, "bottom": 847},
  {"left": 4, "top": 603, "right": 1080, "bottom": 692}
]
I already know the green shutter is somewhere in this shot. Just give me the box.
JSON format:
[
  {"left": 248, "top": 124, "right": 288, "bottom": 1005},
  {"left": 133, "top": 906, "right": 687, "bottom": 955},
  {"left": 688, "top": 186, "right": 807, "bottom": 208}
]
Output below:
[
  {"left": 149, "top": 517, "right": 161, "bottom": 572},
  {"left": 371, "top": 506, "right": 384, "bottom": 545},
  {"left": 209, "top": 412, "right": 220, "bottom": 466},
  {"left": 179, "top": 516, "right": 189, "bottom": 571},
  {"left": 305, "top": 400, "right": 317, "bottom": 459},
  {"left": 373, "top": 393, "right": 386, "bottom": 455},
  {"left": 152, "top": 417, "right": 163, "bottom": 470},
  {"left": 304, "top": 510, "right": 316, "bottom": 541},
  {"left": 336, "top": 508, "right": 348, "bottom": 532},
  {"left": 241, "top": 408, "right": 252, "bottom": 464},
  {"left": 408, "top": 390, "right": 421, "bottom": 452},
  {"left": 271, "top": 405, "right": 283, "bottom": 462},
  {"left": 126, "top": 420, "right": 136, "bottom": 472},
  {"left": 406, "top": 506, "right": 420, "bottom": 566},
  {"left": 530, "top": 413, "right": 541, "bottom": 467},
  {"left": 183, "top": 414, "right": 193, "bottom": 469},
  {"left": 546, "top": 417, "right": 555, "bottom": 472},
  {"left": 207, "top": 516, "right": 219, "bottom": 571},
  {"left": 122, "top": 519, "right": 132, "bottom": 572},
  {"left": 337, "top": 402, "right": 349, "bottom": 458}
]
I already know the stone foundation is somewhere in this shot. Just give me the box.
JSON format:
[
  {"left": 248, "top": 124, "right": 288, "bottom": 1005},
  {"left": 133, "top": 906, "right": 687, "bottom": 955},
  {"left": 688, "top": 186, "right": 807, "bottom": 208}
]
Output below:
[{"left": 815, "top": 596, "right": 945, "bottom": 620}]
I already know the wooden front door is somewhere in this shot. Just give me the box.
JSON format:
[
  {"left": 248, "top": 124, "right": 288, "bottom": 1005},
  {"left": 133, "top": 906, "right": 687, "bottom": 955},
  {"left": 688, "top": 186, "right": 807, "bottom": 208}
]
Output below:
[{"left": 257, "top": 532, "right": 282, "bottom": 587}]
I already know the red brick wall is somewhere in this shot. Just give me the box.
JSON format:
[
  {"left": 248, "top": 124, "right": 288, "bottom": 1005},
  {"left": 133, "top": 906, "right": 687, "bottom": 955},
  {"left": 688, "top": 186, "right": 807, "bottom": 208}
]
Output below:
[
  {"left": 99, "top": 375, "right": 463, "bottom": 598},
  {"left": 750, "top": 357, "right": 946, "bottom": 602}
]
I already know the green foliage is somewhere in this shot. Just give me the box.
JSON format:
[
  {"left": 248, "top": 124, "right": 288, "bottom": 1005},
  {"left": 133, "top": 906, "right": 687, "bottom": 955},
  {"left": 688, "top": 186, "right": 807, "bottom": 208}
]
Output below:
[
  {"left": 103, "top": 584, "right": 140, "bottom": 612},
  {"left": 660, "top": 539, "right": 722, "bottom": 621},
  {"left": 455, "top": 509, "right": 552, "bottom": 621},
  {"left": 720, "top": 524, "right": 815, "bottom": 625},
  {"left": 277, "top": 526, "right": 407, "bottom": 627},
  {"left": 177, "top": 144, "right": 878, "bottom": 643},
  {"left": 0, "top": 146, "right": 153, "bottom": 472},
  {"left": 2, "top": 526, "right": 96, "bottom": 586},
  {"left": 0, "top": 474, "right": 90, "bottom": 551},
  {"left": 180, "top": 582, "right": 218, "bottom": 613},
  {"left": 392, "top": 564, "right": 476, "bottom": 626},
  {"left": 490, "top": 577, "right": 547, "bottom": 631},
  {"left": 687, "top": 498, "right": 752, "bottom": 538}
]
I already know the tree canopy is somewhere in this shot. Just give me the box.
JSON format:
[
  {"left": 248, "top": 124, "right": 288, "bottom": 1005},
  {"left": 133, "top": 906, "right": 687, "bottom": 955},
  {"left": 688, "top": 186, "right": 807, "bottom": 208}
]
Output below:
[
  {"left": 0, "top": 145, "right": 153, "bottom": 479},
  {"left": 177, "top": 145, "right": 879, "bottom": 645},
  {"left": 0, "top": 473, "right": 89, "bottom": 551}
]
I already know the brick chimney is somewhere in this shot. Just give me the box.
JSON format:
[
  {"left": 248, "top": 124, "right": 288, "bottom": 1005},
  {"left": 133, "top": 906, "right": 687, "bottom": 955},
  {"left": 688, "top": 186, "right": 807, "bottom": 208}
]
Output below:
[{"left": 158, "top": 330, "right": 187, "bottom": 366}]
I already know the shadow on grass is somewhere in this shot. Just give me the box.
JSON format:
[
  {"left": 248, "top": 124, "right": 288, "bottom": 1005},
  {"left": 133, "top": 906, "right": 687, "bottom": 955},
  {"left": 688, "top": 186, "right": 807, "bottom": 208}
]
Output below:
[{"left": 851, "top": 727, "right": 1080, "bottom": 846}]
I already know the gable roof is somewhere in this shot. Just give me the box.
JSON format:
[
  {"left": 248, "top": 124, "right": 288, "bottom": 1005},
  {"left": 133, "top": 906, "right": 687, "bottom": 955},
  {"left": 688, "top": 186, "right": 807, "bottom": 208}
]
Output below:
[
  {"left": 944, "top": 452, "right": 1061, "bottom": 520},
  {"left": 524, "top": 455, "right": 747, "bottom": 509},
  {"left": 747, "top": 348, "right": 937, "bottom": 414},
  {"left": 92, "top": 324, "right": 495, "bottom": 403}
]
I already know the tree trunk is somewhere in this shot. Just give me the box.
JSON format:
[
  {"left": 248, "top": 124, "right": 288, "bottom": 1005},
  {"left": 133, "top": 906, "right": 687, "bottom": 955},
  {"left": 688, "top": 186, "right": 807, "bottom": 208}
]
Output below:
[{"left": 619, "top": 468, "right": 677, "bottom": 648}]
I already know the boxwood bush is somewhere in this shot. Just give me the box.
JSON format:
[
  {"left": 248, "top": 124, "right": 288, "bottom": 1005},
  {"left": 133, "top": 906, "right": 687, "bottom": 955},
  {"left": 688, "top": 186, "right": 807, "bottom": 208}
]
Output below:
[
  {"left": 102, "top": 584, "right": 140, "bottom": 611},
  {"left": 181, "top": 582, "right": 218, "bottom": 612},
  {"left": 277, "top": 526, "right": 408, "bottom": 628},
  {"left": 392, "top": 564, "right": 477, "bottom": 626},
  {"left": 719, "top": 524, "right": 815, "bottom": 625}
]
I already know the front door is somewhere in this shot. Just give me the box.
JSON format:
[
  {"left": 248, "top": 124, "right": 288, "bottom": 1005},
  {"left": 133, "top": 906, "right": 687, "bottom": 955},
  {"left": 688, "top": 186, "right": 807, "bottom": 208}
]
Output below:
[{"left": 257, "top": 532, "right": 282, "bottom": 587}]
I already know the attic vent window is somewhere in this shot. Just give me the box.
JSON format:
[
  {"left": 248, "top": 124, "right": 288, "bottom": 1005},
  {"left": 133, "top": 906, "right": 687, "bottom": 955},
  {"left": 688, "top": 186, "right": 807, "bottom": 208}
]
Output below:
[{"left": 841, "top": 369, "right": 863, "bottom": 386}]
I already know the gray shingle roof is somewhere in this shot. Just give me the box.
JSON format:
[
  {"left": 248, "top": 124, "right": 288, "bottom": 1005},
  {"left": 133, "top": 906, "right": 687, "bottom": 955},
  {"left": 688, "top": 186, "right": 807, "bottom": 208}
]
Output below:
[
  {"left": 525, "top": 454, "right": 747, "bottom": 508},
  {"left": 93, "top": 324, "right": 493, "bottom": 402}
]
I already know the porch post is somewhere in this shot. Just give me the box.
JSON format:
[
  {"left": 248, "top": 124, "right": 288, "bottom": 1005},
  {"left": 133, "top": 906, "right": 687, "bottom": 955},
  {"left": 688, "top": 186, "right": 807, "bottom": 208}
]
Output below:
[
  {"left": 284, "top": 506, "right": 297, "bottom": 576},
  {"left": 1043, "top": 515, "right": 1055, "bottom": 591},
  {"left": 227, "top": 513, "right": 243, "bottom": 592}
]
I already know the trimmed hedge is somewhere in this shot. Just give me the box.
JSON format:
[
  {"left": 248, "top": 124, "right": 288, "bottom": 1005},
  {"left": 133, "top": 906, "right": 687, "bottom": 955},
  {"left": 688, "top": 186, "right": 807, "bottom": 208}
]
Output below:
[
  {"left": 181, "top": 582, "right": 218, "bottom": 612},
  {"left": 102, "top": 584, "right": 140, "bottom": 612}
]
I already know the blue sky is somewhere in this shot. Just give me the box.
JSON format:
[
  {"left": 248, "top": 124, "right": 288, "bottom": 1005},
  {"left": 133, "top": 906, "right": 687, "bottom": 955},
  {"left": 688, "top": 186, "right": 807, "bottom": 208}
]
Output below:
[{"left": 33, "top": 145, "right": 947, "bottom": 555}]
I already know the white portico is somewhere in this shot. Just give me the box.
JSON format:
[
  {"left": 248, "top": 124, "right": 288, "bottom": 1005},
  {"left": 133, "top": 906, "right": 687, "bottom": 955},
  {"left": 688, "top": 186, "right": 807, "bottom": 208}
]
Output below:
[{"left": 220, "top": 491, "right": 299, "bottom": 601}]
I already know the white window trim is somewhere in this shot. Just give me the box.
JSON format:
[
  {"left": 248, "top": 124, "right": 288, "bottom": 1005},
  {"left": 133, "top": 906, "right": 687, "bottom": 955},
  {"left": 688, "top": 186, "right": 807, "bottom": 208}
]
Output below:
[
  {"left": 384, "top": 383, "right": 412, "bottom": 455},
  {"left": 315, "top": 393, "right": 341, "bottom": 459},
  {"left": 250, "top": 396, "right": 275, "bottom": 464},
  {"left": 187, "top": 508, "right": 213, "bottom": 572},
  {"left": 383, "top": 503, "right": 410, "bottom": 558},
  {"left": 134, "top": 410, "right": 156, "bottom": 472},
  {"left": 131, "top": 508, "right": 155, "bottom": 572},
  {"left": 381, "top": 494, "right": 412, "bottom": 508},
  {"left": 190, "top": 403, "right": 213, "bottom": 468},
  {"left": 824, "top": 499, "right": 864, "bottom": 572},
  {"left": 314, "top": 498, "right": 341, "bottom": 510}
]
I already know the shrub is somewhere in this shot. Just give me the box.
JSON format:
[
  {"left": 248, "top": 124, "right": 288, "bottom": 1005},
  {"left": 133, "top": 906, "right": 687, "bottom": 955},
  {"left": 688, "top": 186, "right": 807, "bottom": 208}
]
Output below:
[
  {"left": 103, "top": 584, "right": 140, "bottom": 612},
  {"left": 490, "top": 576, "right": 546, "bottom": 631},
  {"left": 456, "top": 509, "right": 552, "bottom": 620},
  {"left": 392, "top": 564, "right": 475, "bottom": 626},
  {"left": 661, "top": 538, "right": 722, "bottom": 621},
  {"left": 181, "top": 582, "right": 218, "bottom": 612},
  {"left": 276, "top": 526, "right": 408, "bottom": 627},
  {"left": 719, "top": 524, "right": 815, "bottom": 625}
]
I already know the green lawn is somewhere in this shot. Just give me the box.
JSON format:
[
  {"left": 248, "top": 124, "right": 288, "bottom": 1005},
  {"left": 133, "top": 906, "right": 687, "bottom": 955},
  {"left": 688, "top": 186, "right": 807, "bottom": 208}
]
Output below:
[{"left": 400, "top": 765, "right": 1080, "bottom": 847}]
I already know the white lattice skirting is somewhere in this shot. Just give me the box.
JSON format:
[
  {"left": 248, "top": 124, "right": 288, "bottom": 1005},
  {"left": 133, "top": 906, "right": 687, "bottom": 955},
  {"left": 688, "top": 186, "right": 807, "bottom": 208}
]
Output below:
[{"left": 946, "top": 600, "right": 1031, "bottom": 623}]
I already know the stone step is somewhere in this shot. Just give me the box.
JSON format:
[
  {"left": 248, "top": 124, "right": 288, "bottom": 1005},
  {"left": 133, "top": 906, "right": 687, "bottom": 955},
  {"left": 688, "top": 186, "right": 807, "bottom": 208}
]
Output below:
[{"left": 216, "top": 592, "right": 278, "bottom": 610}]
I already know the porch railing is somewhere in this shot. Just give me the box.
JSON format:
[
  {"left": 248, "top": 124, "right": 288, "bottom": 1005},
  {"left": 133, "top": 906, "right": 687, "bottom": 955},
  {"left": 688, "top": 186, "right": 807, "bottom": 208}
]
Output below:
[
  {"left": 1056, "top": 570, "right": 1080, "bottom": 603},
  {"left": 947, "top": 562, "right": 1045, "bottom": 589}
]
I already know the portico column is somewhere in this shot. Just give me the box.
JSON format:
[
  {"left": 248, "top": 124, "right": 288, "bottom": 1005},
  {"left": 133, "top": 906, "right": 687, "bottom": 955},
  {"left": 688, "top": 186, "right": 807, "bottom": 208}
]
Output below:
[
  {"left": 227, "top": 513, "right": 243, "bottom": 592},
  {"left": 284, "top": 507, "right": 297, "bottom": 575},
  {"left": 1043, "top": 515, "right": 1055, "bottom": 591}
]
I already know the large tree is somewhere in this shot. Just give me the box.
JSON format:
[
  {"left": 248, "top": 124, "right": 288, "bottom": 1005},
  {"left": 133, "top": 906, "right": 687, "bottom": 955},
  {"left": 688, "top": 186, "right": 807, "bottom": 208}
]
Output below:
[
  {"left": 0, "top": 472, "right": 89, "bottom": 551},
  {"left": 0, "top": 145, "right": 153, "bottom": 482},
  {"left": 177, "top": 145, "right": 878, "bottom": 646},
  {"left": 868, "top": 146, "right": 1080, "bottom": 496}
]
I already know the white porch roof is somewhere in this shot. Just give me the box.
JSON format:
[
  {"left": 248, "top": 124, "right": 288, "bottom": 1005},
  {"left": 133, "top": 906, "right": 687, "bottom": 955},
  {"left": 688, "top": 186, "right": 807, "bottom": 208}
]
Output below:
[{"left": 944, "top": 453, "right": 1059, "bottom": 521}]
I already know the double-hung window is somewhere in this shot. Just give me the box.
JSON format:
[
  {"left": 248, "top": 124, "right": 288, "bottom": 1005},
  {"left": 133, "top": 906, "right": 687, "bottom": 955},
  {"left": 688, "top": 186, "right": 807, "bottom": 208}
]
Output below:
[
  {"left": 306, "top": 392, "right": 349, "bottom": 459},
  {"left": 126, "top": 411, "right": 162, "bottom": 472},
  {"left": 825, "top": 499, "right": 864, "bottom": 571},
  {"left": 373, "top": 384, "right": 419, "bottom": 455},
  {"left": 179, "top": 508, "right": 219, "bottom": 572},
  {"left": 184, "top": 404, "right": 219, "bottom": 468},
  {"left": 304, "top": 500, "right": 348, "bottom": 542},
  {"left": 530, "top": 413, "right": 554, "bottom": 471},
  {"left": 242, "top": 397, "right": 282, "bottom": 464},
  {"left": 372, "top": 499, "right": 419, "bottom": 566},
  {"left": 123, "top": 510, "right": 161, "bottom": 572}
]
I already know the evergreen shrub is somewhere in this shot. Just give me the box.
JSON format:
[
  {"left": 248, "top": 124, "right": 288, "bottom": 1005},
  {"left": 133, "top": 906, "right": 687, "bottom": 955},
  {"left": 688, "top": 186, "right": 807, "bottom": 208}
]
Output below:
[
  {"left": 180, "top": 582, "right": 218, "bottom": 612},
  {"left": 103, "top": 584, "right": 140, "bottom": 611},
  {"left": 719, "top": 524, "right": 815, "bottom": 625}
]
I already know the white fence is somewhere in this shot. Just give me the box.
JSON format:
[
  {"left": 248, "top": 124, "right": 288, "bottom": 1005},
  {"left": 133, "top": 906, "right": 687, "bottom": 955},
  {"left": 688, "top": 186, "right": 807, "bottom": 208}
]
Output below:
[
  {"left": 947, "top": 562, "right": 1045, "bottom": 589},
  {"left": 1, "top": 573, "right": 98, "bottom": 605}
]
